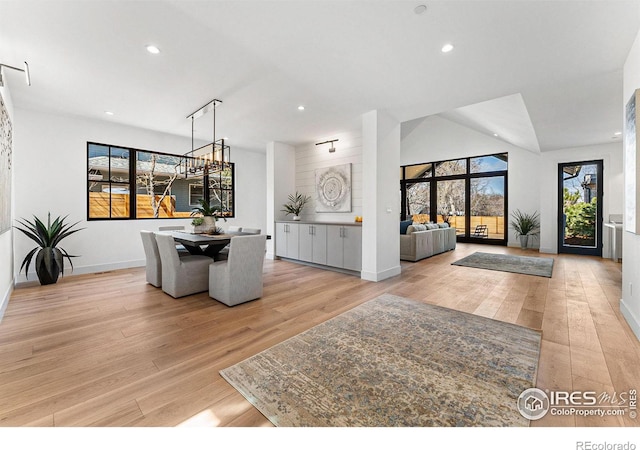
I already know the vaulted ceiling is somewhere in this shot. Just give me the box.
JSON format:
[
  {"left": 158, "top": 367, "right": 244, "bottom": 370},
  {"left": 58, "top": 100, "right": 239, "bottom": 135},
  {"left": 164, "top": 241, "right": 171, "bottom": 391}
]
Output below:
[{"left": 0, "top": 1, "right": 638, "bottom": 152}]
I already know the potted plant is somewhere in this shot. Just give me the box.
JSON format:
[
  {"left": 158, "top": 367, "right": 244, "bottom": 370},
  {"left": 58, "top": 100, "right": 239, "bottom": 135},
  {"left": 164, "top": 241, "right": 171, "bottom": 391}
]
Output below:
[
  {"left": 15, "top": 212, "right": 84, "bottom": 285},
  {"left": 191, "top": 199, "right": 220, "bottom": 232},
  {"left": 282, "top": 192, "right": 311, "bottom": 221},
  {"left": 510, "top": 209, "right": 540, "bottom": 249}
]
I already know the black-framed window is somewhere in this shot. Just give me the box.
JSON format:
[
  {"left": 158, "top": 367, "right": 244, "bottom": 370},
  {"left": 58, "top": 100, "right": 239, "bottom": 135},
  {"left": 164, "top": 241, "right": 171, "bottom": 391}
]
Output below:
[
  {"left": 401, "top": 152, "right": 508, "bottom": 244},
  {"left": 87, "top": 142, "right": 235, "bottom": 220}
]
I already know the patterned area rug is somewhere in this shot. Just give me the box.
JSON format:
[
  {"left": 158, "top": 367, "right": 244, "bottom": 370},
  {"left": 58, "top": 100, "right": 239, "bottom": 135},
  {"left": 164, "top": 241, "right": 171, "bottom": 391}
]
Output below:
[
  {"left": 220, "top": 294, "right": 541, "bottom": 427},
  {"left": 452, "top": 252, "right": 554, "bottom": 278}
]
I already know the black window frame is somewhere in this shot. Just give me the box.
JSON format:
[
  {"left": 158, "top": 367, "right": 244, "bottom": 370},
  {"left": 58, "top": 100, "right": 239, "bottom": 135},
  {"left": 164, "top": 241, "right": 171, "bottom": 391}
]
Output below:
[
  {"left": 401, "top": 152, "right": 508, "bottom": 245},
  {"left": 87, "top": 141, "right": 235, "bottom": 221}
]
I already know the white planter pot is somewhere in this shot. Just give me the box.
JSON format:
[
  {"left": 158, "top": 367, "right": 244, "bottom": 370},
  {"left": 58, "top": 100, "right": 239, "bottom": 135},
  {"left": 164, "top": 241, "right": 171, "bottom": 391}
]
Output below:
[
  {"left": 203, "top": 216, "right": 216, "bottom": 232},
  {"left": 292, "top": 215, "right": 301, "bottom": 221},
  {"left": 519, "top": 235, "right": 529, "bottom": 249}
]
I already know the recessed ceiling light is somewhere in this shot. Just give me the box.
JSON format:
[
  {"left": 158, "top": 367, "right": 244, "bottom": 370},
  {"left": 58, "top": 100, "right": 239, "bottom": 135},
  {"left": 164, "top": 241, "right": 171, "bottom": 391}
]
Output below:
[
  {"left": 493, "top": 133, "right": 499, "bottom": 137},
  {"left": 146, "top": 45, "right": 161, "bottom": 54},
  {"left": 104, "top": 111, "right": 114, "bottom": 116},
  {"left": 441, "top": 43, "right": 454, "bottom": 53},
  {"left": 414, "top": 5, "right": 427, "bottom": 15},
  {"left": 614, "top": 131, "right": 622, "bottom": 136},
  {"left": 298, "top": 105, "right": 305, "bottom": 111}
]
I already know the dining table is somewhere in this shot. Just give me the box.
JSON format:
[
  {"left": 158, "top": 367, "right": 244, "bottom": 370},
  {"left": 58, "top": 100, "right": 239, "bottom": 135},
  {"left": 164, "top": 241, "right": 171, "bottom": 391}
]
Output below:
[{"left": 161, "top": 231, "right": 239, "bottom": 258}]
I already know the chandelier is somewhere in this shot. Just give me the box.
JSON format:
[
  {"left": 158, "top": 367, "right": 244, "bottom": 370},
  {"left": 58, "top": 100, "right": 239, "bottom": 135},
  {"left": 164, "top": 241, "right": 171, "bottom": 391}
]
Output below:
[{"left": 183, "top": 99, "right": 231, "bottom": 177}]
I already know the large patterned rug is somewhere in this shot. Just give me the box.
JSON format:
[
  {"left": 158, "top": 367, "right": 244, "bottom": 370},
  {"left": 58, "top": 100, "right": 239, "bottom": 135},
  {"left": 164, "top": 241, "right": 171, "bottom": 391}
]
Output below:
[
  {"left": 219, "top": 294, "right": 541, "bottom": 427},
  {"left": 452, "top": 252, "right": 554, "bottom": 278}
]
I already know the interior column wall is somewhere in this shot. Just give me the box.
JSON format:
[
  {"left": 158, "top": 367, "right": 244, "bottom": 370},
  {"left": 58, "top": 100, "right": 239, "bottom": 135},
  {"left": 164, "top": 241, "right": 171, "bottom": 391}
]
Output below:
[
  {"left": 266, "top": 141, "right": 296, "bottom": 259},
  {"left": 0, "top": 84, "right": 14, "bottom": 321},
  {"left": 622, "top": 26, "right": 640, "bottom": 340},
  {"left": 361, "top": 109, "right": 401, "bottom": 282}
]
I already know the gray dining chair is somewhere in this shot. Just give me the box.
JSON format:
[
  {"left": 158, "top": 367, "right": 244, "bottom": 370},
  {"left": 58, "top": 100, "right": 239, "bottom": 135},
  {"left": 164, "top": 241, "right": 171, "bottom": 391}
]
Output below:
[
  {"left": 242, "top": 227, "right": 261, "bottom": 234},
  {"left": 158, "top": 226, "right": 189, "bottom": 254},
  {"left": 155, "top": 233, "right": 213, "bottom": 298},
  {"left": 140, "top": 230, "right": 163, "bottom": 287},
  {"left": 209, "top": 234, "right": 267, "bottom": 306}
]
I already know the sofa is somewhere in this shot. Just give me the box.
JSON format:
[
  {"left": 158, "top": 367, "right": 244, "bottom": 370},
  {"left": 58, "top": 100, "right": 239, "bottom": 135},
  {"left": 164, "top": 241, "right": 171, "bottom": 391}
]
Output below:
[{"left": 400, "top": 222, "right": 456, "bottom": 262}]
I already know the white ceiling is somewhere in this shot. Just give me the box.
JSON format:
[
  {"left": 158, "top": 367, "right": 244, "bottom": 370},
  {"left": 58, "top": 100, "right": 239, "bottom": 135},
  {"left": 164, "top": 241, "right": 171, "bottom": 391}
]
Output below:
[{"left": 0, "top": 0, "right": 638, "bottom": 153}]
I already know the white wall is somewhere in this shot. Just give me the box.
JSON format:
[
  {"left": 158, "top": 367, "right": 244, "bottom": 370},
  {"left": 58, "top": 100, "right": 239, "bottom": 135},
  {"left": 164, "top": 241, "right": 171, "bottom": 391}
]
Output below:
[
  {"left": 294, "top": 130, "right": 362, "bottom": 222},
  {"left": 223, "top": 148, "right": 266, "bottom": 233},
  {"left": 12, "top": 108, "right": 266, "bottom": 281},
  {"left": 622, "top": 27, "right": 640, "bottom": 340},
  {"left": 0, "top": 84, "right": 15, "bottom": 321},
  {"left": 266, "top": 141, "right": 296, "bottom": 259},
  {"left": 401, "top": 115, "right": 541, "bottom": 248},
  {"left": 538, "top": 142, "right": 623, "bottom": 254}
]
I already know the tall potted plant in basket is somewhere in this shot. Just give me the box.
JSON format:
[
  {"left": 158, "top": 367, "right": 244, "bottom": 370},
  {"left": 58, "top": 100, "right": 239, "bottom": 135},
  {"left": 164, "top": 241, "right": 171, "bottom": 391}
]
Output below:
[
  {"left": 15, "top": 213, "right": 84, "bottom": 285},
  {"left": 510, "top": 209, "right": 540, "bottom": 249},
  {"left": 282, "top": 192, "right": 311, "bottom": 221}
]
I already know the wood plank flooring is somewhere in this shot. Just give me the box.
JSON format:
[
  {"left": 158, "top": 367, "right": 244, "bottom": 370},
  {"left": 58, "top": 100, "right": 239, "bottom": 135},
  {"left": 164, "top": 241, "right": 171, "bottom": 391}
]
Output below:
[{"left": 0, "top": 243, "right": 637, "bottom": 427}]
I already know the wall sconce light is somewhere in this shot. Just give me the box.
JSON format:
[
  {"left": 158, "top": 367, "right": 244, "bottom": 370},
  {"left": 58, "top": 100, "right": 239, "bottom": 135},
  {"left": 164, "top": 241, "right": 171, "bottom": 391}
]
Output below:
[
  {"left": 316, "top": 139, "right": 339, "bottom": 153},
  {"left": 0, "top": 61, "right": 31, "bottom": 87}
]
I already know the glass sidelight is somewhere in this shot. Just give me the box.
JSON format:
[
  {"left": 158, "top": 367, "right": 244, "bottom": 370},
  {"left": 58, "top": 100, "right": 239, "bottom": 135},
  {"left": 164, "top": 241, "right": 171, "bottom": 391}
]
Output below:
[{"left": 558, "top": 160, "right": 603, "bottom": 256}]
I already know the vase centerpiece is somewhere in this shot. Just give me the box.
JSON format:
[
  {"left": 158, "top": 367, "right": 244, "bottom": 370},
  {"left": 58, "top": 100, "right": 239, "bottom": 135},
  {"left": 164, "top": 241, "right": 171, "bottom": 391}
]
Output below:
[{"left": 190, "top": 199, "right": 226, "bottom": 233}]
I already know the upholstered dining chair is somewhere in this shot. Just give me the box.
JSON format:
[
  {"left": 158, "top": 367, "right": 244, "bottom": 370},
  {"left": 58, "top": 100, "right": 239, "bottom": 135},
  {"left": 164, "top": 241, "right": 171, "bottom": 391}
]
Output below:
[
  {"left": 154, "top": 233, "right": 213, "bottom": 298},
  {"left": 209, "top": 234, "right": 267, "bottom": 306},
  {"left": 140, "top": 230, "right": 163, "bottom": 287},
  {"left": 157, "top": 226, "right": 190, "bottom": 254},
  {"left": 241, "top": 227, "right": 261, "bottom": 234}
]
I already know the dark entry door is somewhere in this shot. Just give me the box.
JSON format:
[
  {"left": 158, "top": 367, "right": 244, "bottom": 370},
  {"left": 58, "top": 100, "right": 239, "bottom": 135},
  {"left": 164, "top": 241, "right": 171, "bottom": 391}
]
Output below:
[{"left": 558, "top": 160, "right": 603, "bottom": 256}]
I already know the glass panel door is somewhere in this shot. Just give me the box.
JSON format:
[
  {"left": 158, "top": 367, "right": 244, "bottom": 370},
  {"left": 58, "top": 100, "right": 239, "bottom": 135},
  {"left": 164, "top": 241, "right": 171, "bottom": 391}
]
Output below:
[
  {"left": 471, "top": 176, "right": 505, "bottom": 240},
  {"left": 405, "top": 181, "right": 430, "bottom": 220},
  {"left": 558, "top": 160, "right": 603, "bottom": 256},
  {"left": 437, "top": 179, "right": 466, "bottom": 236}
]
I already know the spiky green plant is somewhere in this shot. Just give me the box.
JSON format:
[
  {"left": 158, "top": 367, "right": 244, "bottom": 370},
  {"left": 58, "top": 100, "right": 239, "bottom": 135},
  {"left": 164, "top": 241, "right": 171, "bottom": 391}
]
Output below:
[
  {"left": 510, "top": 209, "right": 540, "bottom": 238},
  {"left": 281, "top": 192, "right": 311, "bottom": 216},
  {"left": 14, "top": 213, "right": 84, "bottom": 284},
  {"left": 190, "top": 198, "right": 219, "bottom": 217}
]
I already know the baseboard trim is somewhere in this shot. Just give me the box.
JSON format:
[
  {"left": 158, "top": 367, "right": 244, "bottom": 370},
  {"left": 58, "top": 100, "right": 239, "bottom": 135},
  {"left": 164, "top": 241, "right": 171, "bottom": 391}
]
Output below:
[
  {"left": 620, "top": 298, "right": 640, "bottom": 342},
  {"left": 15, "top": 259, "right": 146, "bottom": 285},
  {"left": 0, "top": 277, "right": 14, "bottom": 323},
  {"left": 275, "top": 257, "right": 362, "bottom": 277},
  {"left": 361, "top": 265, "right": 402, "bottom": 282}
]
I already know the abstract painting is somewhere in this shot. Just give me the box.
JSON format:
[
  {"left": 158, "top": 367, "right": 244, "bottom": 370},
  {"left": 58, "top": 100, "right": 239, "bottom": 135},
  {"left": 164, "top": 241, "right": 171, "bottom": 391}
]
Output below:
[
  {"left": 315, "top": 163, "right": 351, "bottom": 213},
  {"left": 0, "top": 92, "right": 11, "bottom": 235}
]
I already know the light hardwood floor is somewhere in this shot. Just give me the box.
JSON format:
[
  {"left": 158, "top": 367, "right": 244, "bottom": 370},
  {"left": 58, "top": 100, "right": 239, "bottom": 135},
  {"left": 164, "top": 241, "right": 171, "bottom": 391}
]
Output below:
[{"left": 0, "top": 243, "right": 637, "bottom": 427}]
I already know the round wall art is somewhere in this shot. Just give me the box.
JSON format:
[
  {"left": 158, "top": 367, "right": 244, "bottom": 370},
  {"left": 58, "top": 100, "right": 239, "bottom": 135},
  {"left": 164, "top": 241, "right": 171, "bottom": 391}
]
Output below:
[{"left": 315, "top": 163, "right": 352, "bottom": 212}]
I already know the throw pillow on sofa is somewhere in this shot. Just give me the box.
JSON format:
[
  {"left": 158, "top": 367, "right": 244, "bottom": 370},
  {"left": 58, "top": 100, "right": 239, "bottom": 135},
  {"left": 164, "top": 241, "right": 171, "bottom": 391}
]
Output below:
[
  {"left": 438, "top": 222, "right": 450, "bottom": 228},
  {"left": 400, "top": 219, "right": 412, "bottom": 234},
  {"left": 406, "top": 224, "right": 427, "bottom": 234}
]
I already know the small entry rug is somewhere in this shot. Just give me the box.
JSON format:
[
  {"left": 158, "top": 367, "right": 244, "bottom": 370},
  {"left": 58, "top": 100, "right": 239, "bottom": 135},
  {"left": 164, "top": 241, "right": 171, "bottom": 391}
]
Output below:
[
  {"left": 452, "top": 252, "right": 554, "bottom": 278},
  {"left": 219, "top": 294, "right": 541, "bottom": 426}
]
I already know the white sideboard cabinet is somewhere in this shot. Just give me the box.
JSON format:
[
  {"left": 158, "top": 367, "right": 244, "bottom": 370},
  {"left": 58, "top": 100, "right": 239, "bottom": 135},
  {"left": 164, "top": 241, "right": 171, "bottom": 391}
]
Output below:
[
  {"left": 275, "top": 221, "right": 362, "bottom": 273},
  {"left": 275, "top": 222, "right": 299, "bottom": 259}
]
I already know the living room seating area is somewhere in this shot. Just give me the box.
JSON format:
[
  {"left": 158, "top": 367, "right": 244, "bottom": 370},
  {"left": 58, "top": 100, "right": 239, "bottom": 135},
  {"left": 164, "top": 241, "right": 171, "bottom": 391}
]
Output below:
[{"left": 400, "top": 220, "right": 457, "bottom": 262}]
